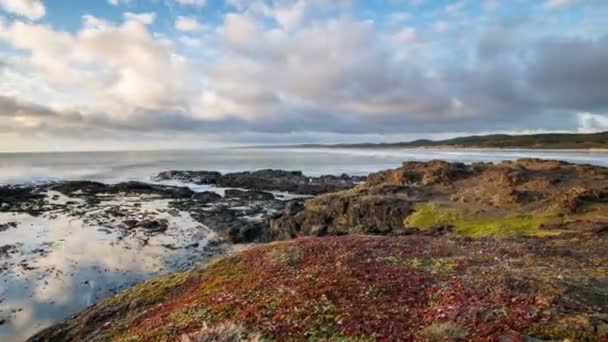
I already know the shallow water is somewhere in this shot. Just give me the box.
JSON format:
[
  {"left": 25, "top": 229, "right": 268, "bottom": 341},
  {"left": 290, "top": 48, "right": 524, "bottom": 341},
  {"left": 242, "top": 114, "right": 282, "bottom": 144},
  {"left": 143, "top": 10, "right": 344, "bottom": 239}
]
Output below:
[
  {"left": 0, "top": 148, "right": 607, "bottom": 185},
  {"left": 0, "top": 192, "right": 222, "bottom": 341}
]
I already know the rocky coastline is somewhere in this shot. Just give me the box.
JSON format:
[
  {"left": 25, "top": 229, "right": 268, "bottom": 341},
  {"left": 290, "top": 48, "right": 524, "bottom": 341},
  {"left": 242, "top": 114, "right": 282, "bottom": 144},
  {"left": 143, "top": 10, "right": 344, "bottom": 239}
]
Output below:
[{"left": 1, "top": 160, "right": 607, "bottom": 341}]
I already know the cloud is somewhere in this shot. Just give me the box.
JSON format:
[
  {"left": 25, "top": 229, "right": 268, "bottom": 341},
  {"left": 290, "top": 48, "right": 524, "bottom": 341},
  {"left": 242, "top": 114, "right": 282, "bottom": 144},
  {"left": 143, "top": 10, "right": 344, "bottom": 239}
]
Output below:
[
  {"left": 173, "top": 0, "right": 207, "bottom": 7},
  {"left": 0, "top": 0, "right": 607, "bottom": 149},
  {"left": 0, "top": 0, "right": 45, "bottom": 20},
  {"left": 445, "top": 0, "right": 467, "bottom": 13},
  {"left": 527, "top": 35, "right": 608, "bottom": 112},
  {"left": 0, "top": 16, "right": 194, "bottom": 116},
  {"left": 123, "top": 12, "right": 157, "bottom": 25},
  {"left": 175, "top": 16, "right": 205, "bottom": 31},
  {"left": 543, "top": 0, "right": 582, "bottom": 9}
]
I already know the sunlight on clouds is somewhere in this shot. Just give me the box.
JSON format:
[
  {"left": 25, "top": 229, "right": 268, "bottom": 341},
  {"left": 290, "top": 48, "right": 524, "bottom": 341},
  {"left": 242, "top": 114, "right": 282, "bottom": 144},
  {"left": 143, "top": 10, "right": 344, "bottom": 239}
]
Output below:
[
  {"left": 0, "top": 0, "right": 606, "bottom": 150},
  {"left": 0, "top": 0, "right": 45, "bottom": 20},
  {"left": 175, "top": 16, "right": 205, "bottom": 31}
]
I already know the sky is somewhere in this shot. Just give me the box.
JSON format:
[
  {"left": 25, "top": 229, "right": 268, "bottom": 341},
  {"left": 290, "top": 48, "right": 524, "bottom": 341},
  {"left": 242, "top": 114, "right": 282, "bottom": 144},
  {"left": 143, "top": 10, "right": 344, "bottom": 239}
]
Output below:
[{"left": 0, "top": 0, "right": 607, "bottom": 151}]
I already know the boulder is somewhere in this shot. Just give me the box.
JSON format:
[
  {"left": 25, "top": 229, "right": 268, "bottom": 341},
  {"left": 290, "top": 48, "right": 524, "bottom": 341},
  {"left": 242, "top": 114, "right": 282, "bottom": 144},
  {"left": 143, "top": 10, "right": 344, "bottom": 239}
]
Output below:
[{"left": 224, "top": 189, "right": 275, "bottom": 201}]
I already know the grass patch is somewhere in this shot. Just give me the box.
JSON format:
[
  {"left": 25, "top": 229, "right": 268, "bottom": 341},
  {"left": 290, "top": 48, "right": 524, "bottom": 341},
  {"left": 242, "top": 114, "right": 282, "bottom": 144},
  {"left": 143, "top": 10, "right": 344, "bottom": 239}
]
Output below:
[
  {"left": 405, "top": 203, "right": 561, "bottom": 238},
  {"left": 421, "top": 322, "right": 468, "bottom": 341},
  {"left": 106, "top": 271, "right": 190, "bottom": 307}
]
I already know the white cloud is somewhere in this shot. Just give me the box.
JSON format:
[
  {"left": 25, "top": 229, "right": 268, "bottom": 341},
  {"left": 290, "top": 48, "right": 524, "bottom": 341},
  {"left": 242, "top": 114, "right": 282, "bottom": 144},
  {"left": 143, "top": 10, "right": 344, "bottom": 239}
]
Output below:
[
  {"left": 124, "top": 12, "right": 157, "bottom": 25},
  {"left": 543, "top": 0, "right": 581, "bottom": 9},
  {"left": 0, "top": 0, "right": 45, "bottom": 20},
  {"left": 445, "top": 0, "right": 466, "bottom": 13},
  {"left": 0, "top": 17, "right": 194, "bottom": 117},
  {"left": 577, "top": 112, "right": 608, "bottom": 132},
  {"left": 173, "top": 0, "right": 207, "bottom": 7},
  {"left": 175, "top": 16, "right": 205, "bottom": 31},
  {"left": 394, "top": 27, "right": 416, "bottom": 42}
]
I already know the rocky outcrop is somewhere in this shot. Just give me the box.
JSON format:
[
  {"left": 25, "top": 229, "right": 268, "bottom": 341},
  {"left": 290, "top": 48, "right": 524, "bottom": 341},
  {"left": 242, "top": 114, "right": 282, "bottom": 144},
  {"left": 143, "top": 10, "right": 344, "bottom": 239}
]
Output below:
[
  {"left": 367, "top": 160, "right": 472, "bottom": 187},
  {"left": 50, "top": 181, "right": 195, "bottom": 198},
  {"left": 155, "top": 169, "right": 366, "bottom": 195},
  {"left": 268, "top": 189, "right": 416, "bottom": 239},
  {"left": 155, "top": 170, "right": 222, "bottom": 185},
  {"left": 224, "top": 189, "right": 275, "bottom": 201},
  {"left": 269, "top": 159, "right": 608, "bottom": 238},
  {"left": 0, "top": 186, "right": 46, "bottom": 213}
]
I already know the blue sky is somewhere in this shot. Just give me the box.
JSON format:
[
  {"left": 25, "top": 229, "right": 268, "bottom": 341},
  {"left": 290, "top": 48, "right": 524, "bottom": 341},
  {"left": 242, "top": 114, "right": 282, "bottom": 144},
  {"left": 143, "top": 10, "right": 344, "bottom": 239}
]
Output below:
[{"left": 0, "top": 0, "right": 607, "bottom": 151}]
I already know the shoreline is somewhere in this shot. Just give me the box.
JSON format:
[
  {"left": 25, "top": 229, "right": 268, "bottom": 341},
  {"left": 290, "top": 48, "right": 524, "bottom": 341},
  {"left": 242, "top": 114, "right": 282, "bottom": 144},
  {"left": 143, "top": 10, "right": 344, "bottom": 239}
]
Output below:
[{"left": 256, "top": 145, "right": 608, "bottom": 153}]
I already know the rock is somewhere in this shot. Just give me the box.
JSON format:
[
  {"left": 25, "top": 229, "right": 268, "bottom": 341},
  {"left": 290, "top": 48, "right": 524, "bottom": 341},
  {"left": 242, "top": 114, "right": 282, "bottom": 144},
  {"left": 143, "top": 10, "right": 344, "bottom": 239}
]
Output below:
[
  {"left": 0, "top": 222, "right": 17, "bottom": 232},
  {"left": 554, "top": 186, "right": 603, "bottom": 214},
  {"left": 195, "top": 210, "right": 268, "bottom": 244},
  {"left": 423, "top": 224, "right": 454, "bottom": 236},
  {"left": 49, "top": 181, "right": 194, "bottom": 199},
  {"left": 0, "top": 244, "right": 17, "bottom": 259},
  {"left": 592, "top": 224, "right": 608, "bottom": 235},
  {"left": 155, "top": 169, "right": 366, "bottom": 195},
  {"left": 269, "top": 159, "right": 608, "bottom": 240},
  {"left": 224, "top": 189, "right": 275, "bottom": 201},
  {"left": 269, "top": 192, "right": 415, "bottom": 238},
  {"left": 137, "top": 219, "right": 169, "bottom": 234},
  {"left": 191, "top": 192, "right": 222, "bottom": 202},
  {"left": 0, "top": 186, "right": 46, "bottom": 212},
  {"left": 155, "top": 170, "right": 222, "bottom": 185}
]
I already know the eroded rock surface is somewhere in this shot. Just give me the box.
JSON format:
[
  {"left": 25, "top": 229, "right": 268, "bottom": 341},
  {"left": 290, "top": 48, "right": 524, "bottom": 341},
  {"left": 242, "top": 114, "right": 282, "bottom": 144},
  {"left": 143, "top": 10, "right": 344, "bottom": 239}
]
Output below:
[
  {"left": 155, "top": 169, "right": 366, "bottom": 195},
  {"left": 269, "top": 159, "right": 608, "bottom": 238}
]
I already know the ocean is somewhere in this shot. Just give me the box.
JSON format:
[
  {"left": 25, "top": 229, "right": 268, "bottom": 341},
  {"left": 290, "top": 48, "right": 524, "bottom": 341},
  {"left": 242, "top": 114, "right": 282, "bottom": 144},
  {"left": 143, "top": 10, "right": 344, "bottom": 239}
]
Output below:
[{"left": 1, "top": 147, "right": 607, "bottom": 185}]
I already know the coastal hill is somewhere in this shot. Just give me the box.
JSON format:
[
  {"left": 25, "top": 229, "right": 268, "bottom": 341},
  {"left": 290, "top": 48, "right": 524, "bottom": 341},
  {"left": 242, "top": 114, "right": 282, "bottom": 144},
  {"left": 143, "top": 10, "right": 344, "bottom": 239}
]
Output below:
[
  {"left": 290, "top": 131, "right": 608, "bottom": 149},
  {"left": 28, "top": 159, "right": 608, "bottom": 341}
]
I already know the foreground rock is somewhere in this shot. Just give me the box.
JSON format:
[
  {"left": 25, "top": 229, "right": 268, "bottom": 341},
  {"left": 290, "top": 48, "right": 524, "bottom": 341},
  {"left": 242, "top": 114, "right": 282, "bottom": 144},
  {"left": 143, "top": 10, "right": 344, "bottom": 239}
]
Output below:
[
  {"left": 269, "top": 159, "right": 608, "bottom": 239},
  {"left": 29, "top": 235, "right": 608, "bottom": 341},
  {"left": 155, "top": 169, "right": 366, "bottom": 195}
]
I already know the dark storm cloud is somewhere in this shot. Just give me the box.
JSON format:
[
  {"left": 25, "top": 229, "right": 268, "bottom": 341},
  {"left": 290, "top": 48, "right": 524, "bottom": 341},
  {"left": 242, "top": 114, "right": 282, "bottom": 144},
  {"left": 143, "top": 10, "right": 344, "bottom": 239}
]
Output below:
[{"left": 528, "top": 35, "right": 608, "bottom": 112}]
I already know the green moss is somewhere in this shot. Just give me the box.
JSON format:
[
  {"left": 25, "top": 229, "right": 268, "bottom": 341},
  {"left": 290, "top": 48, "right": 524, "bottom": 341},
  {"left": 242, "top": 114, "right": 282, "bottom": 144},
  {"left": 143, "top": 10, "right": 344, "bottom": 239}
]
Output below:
[
  {"left": 115, "top": 336, "right": 141, "bottom": 342},
  {"left": 421, "top": 322, "right": 468, "bottom": 341},
  {"left": 379, "top": 256, "right": 457, "bottom": 274},
  {"left": 405, "top": 203, "right": 561, "bottom": 238},
  {"left": 170, "top": 306, "right": 210, "bottom": 330},
  {"left": 408, "top": 257, "right": 457, "bottom": 274},
  {"left": 404, "top": 203, "right": 461, "bottom": 229},
  {"left": 272, "top": 246, "right": 304, "bottom": 267},
  {"left": 106, "top": 271, "right": 190, "bottom": 307}
]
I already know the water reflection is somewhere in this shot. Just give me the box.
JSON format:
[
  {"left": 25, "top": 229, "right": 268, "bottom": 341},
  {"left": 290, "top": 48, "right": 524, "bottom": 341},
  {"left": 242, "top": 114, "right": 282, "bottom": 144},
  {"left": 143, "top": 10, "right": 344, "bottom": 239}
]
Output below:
[{"left": 0, "top": 195, "right": 222, "bottom": 341}]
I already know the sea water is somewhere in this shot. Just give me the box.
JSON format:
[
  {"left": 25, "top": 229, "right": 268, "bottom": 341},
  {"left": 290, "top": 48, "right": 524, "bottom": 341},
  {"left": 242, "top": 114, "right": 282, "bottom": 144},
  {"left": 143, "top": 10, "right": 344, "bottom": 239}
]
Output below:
[{"left": 0, "top": 147, "right": 607, "bottom": 185}]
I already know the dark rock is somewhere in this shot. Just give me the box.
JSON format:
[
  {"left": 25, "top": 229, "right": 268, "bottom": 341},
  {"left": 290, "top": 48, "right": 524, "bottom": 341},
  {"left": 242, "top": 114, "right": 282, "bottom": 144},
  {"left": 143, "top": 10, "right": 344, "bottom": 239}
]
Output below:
[
  {"left": 155, "top": 170, "right": 222, "bottom": 185},
  {"left": 224, "top": 189, "right": 275, "bottom": 201},
  {"left": 155, "top": 169, "right": 366, "bottom": 195},
  {"left": 592, "top": 224, "right": 608, "bottom": 235},
  {"left": 49, "top": 181, "right": 194, "bottom": 199},
  {"left": 137, "top": 219, "right": 169, "bottom": 234},
  {"left": 191, "top": 191, "right": 222, "bottom": 202},
  {"left": 0, "top": 186, "right": 46, "bottom": 212},
  {"left": 269, "top": 192, "right": 414, "bottom": 239},
  {"left": 423, "top": 224, "right": 454, "bottom": 236},
  {"left": 0, "top": 244, "right": 17, "bottom": 259},
  {"left": 193, "top": 210, "right": 269, "bottom": 244},
  {"left": 0, "top": 222, "right": 17, "bottom": 232}
]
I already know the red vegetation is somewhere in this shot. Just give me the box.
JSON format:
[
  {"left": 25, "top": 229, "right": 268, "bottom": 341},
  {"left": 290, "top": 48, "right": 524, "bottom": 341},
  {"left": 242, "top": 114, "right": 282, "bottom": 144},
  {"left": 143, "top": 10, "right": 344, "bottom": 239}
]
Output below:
[{"left": 108, "top": 235, "right": 607, "bottom": 341}]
